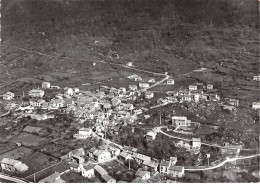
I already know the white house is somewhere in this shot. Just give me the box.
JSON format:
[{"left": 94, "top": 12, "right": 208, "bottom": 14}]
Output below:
[
  {"left": 192, "top": 137, "right": 201, "bottom": 150},
  {"left": 81, "top": 164, "right": 95, "bottom": 178},
  {"left": 73, "top": 128, "right": 93, "bottom": 139},
  {"left": 145, "top": 91, "right": 154, "bottom": 99},
  {"left": 127, "top": 62, "right": 132, "bottom": 67},
  {"left": 0, "top": 158, "right": 28, "bottom": 173},
  {"left": 145, "top": 131, "right": 157, "bottom": 140},
  {"left": 252, "top": 102, "right": 260, "bottom": 110},
  {"left": 139, "top": 83, "right": 149, "bottom": 89},
  {"left": 168, "top": 166, "right": 184, "bottom": 178},
  {"left": 28, "top": 89, "right": 44, "bottom": 97},
  {"left": 64, "top": 87, "right": 74, "bottom": 96},
  {"left": 253, "top": 75, "right": 260, "bottom": 81},
  {"left": 148, "top": 78, "right": 155, "bottom": 83},
  {"left": 172, "top": 116, "right": 191, "bottom": 127},
  {"left": 166, "top": 79, "right": 175, "bottom": 85},
  {"left": 206, "top": 84, "right": 213, "bottom": 90},
  {"left": 129, "top": 85, "right": 138, "bottom": 91},
  {"left": 91, "top": 149, "right": 111, "bottom": 163},
  {"left": 3, "top": 92, "right": 14, "bottom": 100},
  {"left": 42, "top": 82, "right": 51, "bottom": 89},
  {"left": 189, "top": 85, "right": 197, "bottom": 91}
]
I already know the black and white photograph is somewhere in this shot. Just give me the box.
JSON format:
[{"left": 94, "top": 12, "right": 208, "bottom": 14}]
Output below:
[{"left": 0, "top": 0, "right": 259, "bottom": 183}]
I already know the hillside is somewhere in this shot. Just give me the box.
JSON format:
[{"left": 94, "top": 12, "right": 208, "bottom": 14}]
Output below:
[{"left": 0, "top": 0, "right": 259, "bottom": 81}]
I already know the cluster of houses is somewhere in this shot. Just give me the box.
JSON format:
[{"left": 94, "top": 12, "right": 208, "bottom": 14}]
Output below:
[{"left": 118, "top": 146, "right": 185, "bottom": 180}]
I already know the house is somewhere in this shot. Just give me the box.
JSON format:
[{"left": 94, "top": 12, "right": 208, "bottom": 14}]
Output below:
[
  {"left": 123, "top": 146, "right": 138, "bottom": 155},
  {"left": 64, "top": 87, "right": 74, "bottom": 96},
  {"left": 92, "top": 149, "right": 111, "bottom": 163},
  {"left": 3, "top": 92, "right": 14, "bottom": 100},
  {"left": 172, "top": 116, "right": 189, "bottom": 127},
  {"left": 222, "top": 104, "right": 236, "bottom": 111},
  {"left": 191, "top": 138, "right": 201, "bottom": 150},
  {"left": 145, "top": 91, "right": 154, "bottom": 99},
  {"left": 193, "top": 93, "right": 200, "bottom": 102},
  {"left": 159, "top": 160, "right": 171, "bottom": 174},
  {"left": 139, "top": 83, "right": 149, "bottom": 89},
  {"left": 145, "top": 131, "right": 157, "bottom": 140},
  {"left": 129, "top": 85, "right": 138, "bottom": 91},
  {"left": 253, "top": 75, "right": 260, "bottom": 81},
  {"left": 183, "top": 95, "right": 192, "bottom": 102},
  {"left": 133, "top": 153, "right": 151, "bottom": 164},
  {"left": 206, "top": 84, "right": 213, "bottom": 90},
  {"left": 101, "top": 174, "right": 116, "bottom": 183},
  {"left": 142, "top": 160, "right": 158, "bottom": 172},
  {"left": 228, "top": 99, "right": 239, "bottom": 106},
  {"left": 50, "top": 99, "right": 64, "bottom": 108},
  {"left": 118, "top": 151, "right": 131, "bottom": 162},
  {"left": 189, "top": 85, "right": 197, "bottom": 91},
  {"left": 111, "top": 98, "right": 121, "bottom": 106},
  {"left": 168, "top": 166, "right": 185, "bottom": 178},
  {"left": 68, "top": 148, "right": 85, "bottom": 158},
  {"left": 94, "top": 165, "right": 108, "bottom": 178},
  {"left": 81, "top": 164, "right": 95, "bottom": 178},
  {"left": 1, "top": 158, "right": 28, "bottom": 173},
  {"left": 42, "top": 82, "right": 51, "bottom": 89},
  {"left": 39, "top": 172, "right": 65, "bottom": 183},
  {"left": 73, "top": 128, "right": 92, "bottom": 139},
  {"left": 128, "top": 74, "right": 142, "bottom": 81},
  {"left": 166, "top": 79, "right": 175, "bottom": 85},
  {"left": 135, "top": 170, "right": 151, "bottom": 180},
  {"left": 127, "top": 62, "right": 132, "bottom": 67},
  {"left": 28, "top": 89, "right": 44, "bottom": 97},
  {"left": 148, "top": 78, "right": 155, "bottom": 83},
  {"left": 252, "top": 102, "right": 260, "bottom": 110},
  {"left": 30, "top": 99, "right": 45, "bottom": 107}
]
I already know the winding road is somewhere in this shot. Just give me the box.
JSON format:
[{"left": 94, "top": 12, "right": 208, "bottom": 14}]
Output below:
[
  {"left": 0, "top": 173, "right": 28, "bottom": 183},
  {"left": 185, "top": 154, "right": 260, "bottom": 171},
  {"left": 153, "top": 126, "right": 256, "bottom": 151}
]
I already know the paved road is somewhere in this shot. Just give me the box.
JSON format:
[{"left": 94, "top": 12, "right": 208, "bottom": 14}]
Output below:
[
  {"left": 185, "top": 154, "right": 260, "bottom": 171},
  {"left": 0, "top": 173, "right": 28, "bottom": 183},
  {"left": 154, "top": 126, "right": 255, "bottom": 151}
]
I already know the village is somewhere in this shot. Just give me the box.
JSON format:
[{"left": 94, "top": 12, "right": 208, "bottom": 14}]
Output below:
[{"left": 0, "top": 65, "right": 259, "bottom": 183}]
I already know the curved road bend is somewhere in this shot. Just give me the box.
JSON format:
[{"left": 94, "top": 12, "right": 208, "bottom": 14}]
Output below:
[
  {"left": 0, "top": 173, "right": 28, "bottom": 183},
  {"left": 185, "top": 154, "right": 260, "bottom": 171},
  {"left": 155, "top": 126, "right": 256, "bottom": 151}
]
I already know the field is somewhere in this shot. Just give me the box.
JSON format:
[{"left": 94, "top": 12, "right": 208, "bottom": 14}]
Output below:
[
  {"left": 0, "top": 146, "right": 33, "bottom": 160},
  {"left": 10, "top": 133, "right": 48, "bottom": 147}
]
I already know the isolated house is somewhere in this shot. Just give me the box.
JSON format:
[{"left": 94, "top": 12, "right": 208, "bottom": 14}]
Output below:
[
  {"left": 139, "top": 83, "right": 150, "bottom": 89},
  {"left": 253, "top": 75, "right": 260, "bottom": 81},
  {"left": 0, "top": 158, "right": 28, "bottom": 173},
  {"left": 42, "top": 82, "right": 51, "bottom": 89},
  {"left": 28, "top": 89, "right": 44, "bottom": 97},
  {"left": 145, "top": 131, "right": 157, "bottom": 140},
  {"left": 206, "top": 84, "right": 213, "bottom": 90},
  {"left": 228, "top": 99, "right": 239, "bottom": 107},
  {"left": 189, "top": 85, "right": 197, "bottom": 91},
  {"left": 166, "top": 79, "right": 175, "bottom": 85},
  {"left": 148, "top": 78, "right": 155, "bottom": 83},
  {"left": 127, "top": 62, "right": 132, "bottom": 67},
  {"left": 191, "top": 138, "right": 201, "bottom": 150},
  {"left": 252, "top": 102, "right": 260, "bottom": 110},
  {"left": 3, "top": 92, "right": 15, "bottom": 100},
  {"left": 172, "top": 116, "right": 189, "bottom": 127}
]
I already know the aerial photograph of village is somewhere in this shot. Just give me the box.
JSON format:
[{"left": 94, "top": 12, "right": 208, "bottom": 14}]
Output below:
[{"left": 0, "top": 0, "right": 259, "bottom": 184}]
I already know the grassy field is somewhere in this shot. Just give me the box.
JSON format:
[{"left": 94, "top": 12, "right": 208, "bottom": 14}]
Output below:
[
  {"left": 0, "top": 146, "right": 33, "bottom": 160},
  {"left": 10, "top": 133, "right": 48, "bottom": 147}
]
